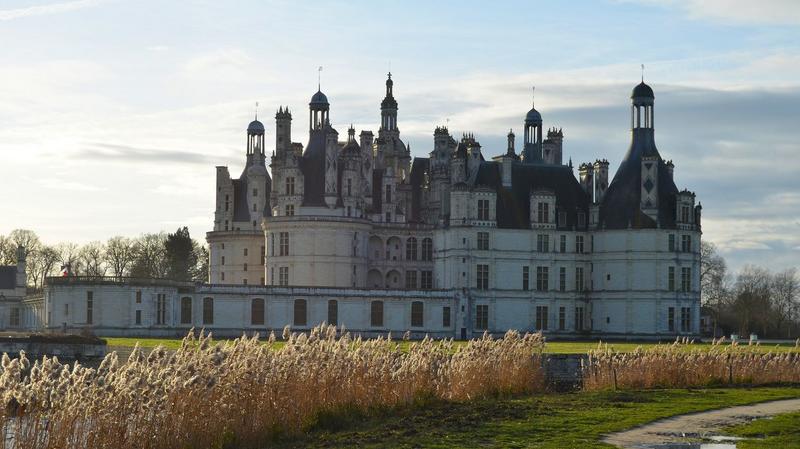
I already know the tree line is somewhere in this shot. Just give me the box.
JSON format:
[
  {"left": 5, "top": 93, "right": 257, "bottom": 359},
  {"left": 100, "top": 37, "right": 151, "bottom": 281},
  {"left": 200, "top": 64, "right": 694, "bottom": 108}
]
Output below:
[
  {"left": 0, "top": 228, "right": 209, "bottom": 291},
  {"left": 701, "top": 241, "right": 799, "bottom": 339}
]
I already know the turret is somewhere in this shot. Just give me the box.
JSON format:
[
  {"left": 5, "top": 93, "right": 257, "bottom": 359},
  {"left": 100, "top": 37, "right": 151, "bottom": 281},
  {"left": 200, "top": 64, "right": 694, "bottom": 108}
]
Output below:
[
  {"left": 543, "top": 127, "right": 563, "bottom": 165},
  {"left": 592, "top": 159, "right": 609, "bottom": 203},
  {"left": 578, "top": 163, "right": 593, "bottom": 196},
  {"left": 15, "top": 246, "right": 26, "bottom": 289},
  {"left": 522, "top": 91, "right": 543, "bottom": 163},
  {"left": 324, "top": 125, "right": 339, "bottom": 208},
  {"left": 275, "top": 106, "right": 292, "bottom": 155}
]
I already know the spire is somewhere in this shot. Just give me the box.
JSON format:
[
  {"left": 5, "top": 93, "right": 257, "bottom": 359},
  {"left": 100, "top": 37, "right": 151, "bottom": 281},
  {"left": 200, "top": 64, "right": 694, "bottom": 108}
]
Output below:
[
  {"left": 318, "top": 66, "right": 323, "bottom": 91},
  {"left": 255, "top": 101, "right": 259, "bottom": 121},
  {"left": 641, "top": 63, "right": 644, "bottom": 82},
  {"left": 531, "top": 86, "right": 535, "bottom": 108}
]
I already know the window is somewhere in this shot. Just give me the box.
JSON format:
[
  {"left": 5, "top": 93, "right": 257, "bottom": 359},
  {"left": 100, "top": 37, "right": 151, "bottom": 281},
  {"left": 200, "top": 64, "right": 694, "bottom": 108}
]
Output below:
[
  {"left": 442, "top": 306, "right": 451, "bottom": 327},
  {"left": 405, "top": 237, "right": 418, "bottom": 260},
  {"left": 537, "top": 202, "right": 549, "bottom": 223},
  {"left": 181, "top": 297, "right": 192, "bottom": 324},
  {"left": 221, "top": 272, "right": 225, "bottom": 281},
  {"left": 279, "top": 232, "right": 289, "bottom": 256},
  {"left": 156, "top": 294, "right": 166, "bottom": 325},
  {"left": 203, "top": 297, "right": 214, "bottom": 325},
  {"left": 560, "top": 235, "right": 567, "bottom": 253},
  {"left": 477, "top": 232, "right": 489, "bottom": 250},
  {"left": 371, "top": 301, "right": 384, "bottom": 327},
  {"left": 253, "top": 188, "right": 258, "bottom": 197},
  {"left": 522, "top": 266, "right": 530, "bottom": 291},
  {"left": 251, "top": 298, "right": 265, "bottom": 325},
  {"left": 680, "top": 307, "right": 691, "bottom": 332},
  {"left": 536, "top": 266, "right": 549, "bottom": 291},
  {"left": 577, "top": 212, "right": 586, "bottom": 228},
  {"left": 681, "top": 267, "right": 692, "bottom": 292},
  {"left": 261, "top": 246, "right": 265, "bottom": 264},
  {"left": 285, "top": 204, "right": 295, "bottom": 216},
  {"left": 225, "top": 194, "right": 230, "bottom": 211},
  {"left": 575, "top": 267, "right": 584, "bottom": 292},
  {"left": 476, "top": 264, "right": 489, "bottom": 290},
  {"left": 421, "top": 270, "right": 433, "bottom": 290},
  {"left": 477, "top": 199, "right": 489, "bottom": 220},
  {"left": 136, "top": 290, "right": 142, "bottom": 304},
  {"left": 279, "top": 267, "right": 289, "bottom": 286},
  {"left": 575, "top": 235, "right": 584, "bottom": 253},
  {"left": 559, "top": 267, "right": 566, "bottom": 292},
  {"left": 536, "top": 234, "right": 549, "bottom": 252},
  {"left": 86, "top": 291, "right": 93, "bottom": 325},
  {"left": 293, "top": 299, "right": 307, "bottom": 326},
  {"left": 286, "top": 177, "right": 295, "bottom": 195},
  {"left": 681, "top": 205, "right": 690, "bottom": 223},
  {"left": 668, "top": 267, "right": 676, "bottom": 291},
  {"left": 253, "top": 203, "right": 257, "bottom": 212},
  {"left": 681, "top": 235, "right": 692, "bottom": 253},
  {"left": 558, "top": 211, "right": 567, "bottom": 227},
  {"left": 668, "top": 307, "right": 675, "bottom": 332},
  {"left": 347, "top": 178, "right": 352, "bottom": 196},
  {"left": 476, "top": 304, "right": 489, "bottom": 330},
  {"left": 405, "top": 270, "right": 417, "bottom": 289},
  {"left": 536, "top": 306, "right": 549, "bottom": 330},
  {"left": 9, "top": 308, "right": 19, "bottom": 327},
  {"left": 385, "top": 185, "right": 391, "bottom": 203},
  {"left": 327, "top": 300, "right": 338, "bottom": 326},
  {"left": 243, "top": 263, "right": 248, "bottom": 272},
  {"left": 244, "top": 248, "right": 248, "bottom": 257},
  {"left": 385, "top": 211, "right": 391, "bottom": 223},
  {"left": 668, "top": 234, "right": 676, "bottom": 251},
  {"left": 574, "top": 307, "right": 584, "bottom": 331},
  {"left": 221, "top": 256, "right": 225, "bottom": 266},
  {"left": 421, "top": 238, "right": 433, "bottom": 261},
  {"left": 411, "top": 301, "right": 424, "bottom": 327},
  {"left": 558, "top": 307, "right": 566, "bottom": 331},
  {"left": 135, "top": 310, "right": 142, "bottom": 325}
]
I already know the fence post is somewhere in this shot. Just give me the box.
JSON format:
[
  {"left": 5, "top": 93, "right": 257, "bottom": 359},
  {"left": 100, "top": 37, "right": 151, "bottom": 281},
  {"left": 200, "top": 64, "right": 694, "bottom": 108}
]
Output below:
[{"left": 728, "top": 353, "right": 733, "bottom": 384}]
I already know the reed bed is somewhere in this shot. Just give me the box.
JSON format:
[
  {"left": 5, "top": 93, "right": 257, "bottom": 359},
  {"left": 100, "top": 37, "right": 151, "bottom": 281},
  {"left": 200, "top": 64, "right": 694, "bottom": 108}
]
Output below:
[
  {"left": 583, "top": 337, "right": 800, "bottom": 390},
  {"left": 0, "top": 326, "right": 545, "bottom": 449}
]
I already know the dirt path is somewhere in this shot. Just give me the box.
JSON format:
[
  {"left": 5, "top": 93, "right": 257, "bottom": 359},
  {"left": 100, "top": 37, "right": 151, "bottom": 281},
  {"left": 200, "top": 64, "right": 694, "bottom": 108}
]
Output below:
[{"left": 603, "top": 397, "right": 800, "bottom": 448}]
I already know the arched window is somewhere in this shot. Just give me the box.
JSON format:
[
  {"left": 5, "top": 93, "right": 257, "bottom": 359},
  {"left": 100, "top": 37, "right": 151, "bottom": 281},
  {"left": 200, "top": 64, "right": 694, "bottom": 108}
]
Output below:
[
  {"left": 405, "top": 237, "right": 418, "bottom": 261},
  {"left": 370, "top": 300, "right": 383, "bottom": 327},
  {"left": 328, "top": 300, "right": 338, "bottom": 326},
  {"left": 411, "top": 301, "right": 424, "bottom": 327},
  {"left": 294, "top": 299, "right": 307, "bottom": 326},
  {"left": 421, "top": 238, "right": 433, "bottom": 261},
  {"left": 251, "top": 298, "right": 265, "bottom": 325},
  {"left": 202, "top": 297, "right": 214, "bottom": 325},
  {"left": 180, "top": 297, "right": 192, "bottom": 324}
]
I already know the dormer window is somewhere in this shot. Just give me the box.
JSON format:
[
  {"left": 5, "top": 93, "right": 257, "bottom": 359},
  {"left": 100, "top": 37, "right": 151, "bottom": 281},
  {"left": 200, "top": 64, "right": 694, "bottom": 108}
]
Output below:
[
  {"left": 286, "top": 177, "right": 295, "bottom": 195},
  {"left": 477, "top": 199, "right": 489, "bottom": 220},
  {"left": 537, "top": 202, "right": 549, "bottom": 223},
  {"left": 681, "top": 205, "right": 691, "bottom": 223}
]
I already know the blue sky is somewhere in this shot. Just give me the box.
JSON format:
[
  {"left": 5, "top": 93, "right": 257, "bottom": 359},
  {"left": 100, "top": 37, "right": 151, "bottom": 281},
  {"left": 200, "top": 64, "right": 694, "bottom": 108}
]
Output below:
[{"left": 1, "top": 0, "right": 798, "bottom": 273}]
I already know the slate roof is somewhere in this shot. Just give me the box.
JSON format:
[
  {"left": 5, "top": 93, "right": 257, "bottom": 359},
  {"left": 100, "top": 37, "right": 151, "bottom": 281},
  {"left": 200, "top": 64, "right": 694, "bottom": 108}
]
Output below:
[
  {"left": 301, "top": 129, "right": 328, "bottom": 207},
  {"left": 0, "top": 266, "right": 17, "bottom": 290},
  {"left": 408, "top": 158, "right": 430, "bottom": 222}
]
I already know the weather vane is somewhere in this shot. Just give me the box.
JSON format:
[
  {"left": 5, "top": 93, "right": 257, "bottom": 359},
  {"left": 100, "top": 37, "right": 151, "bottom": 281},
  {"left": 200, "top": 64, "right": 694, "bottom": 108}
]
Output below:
[
  {"left": 532, "top": 86, "right": 536, "bottom": 108},
  {"left": 641, "top": 64, "right": 645, "bottom": 82},
  {"left": 318, "top": 66, "right": 323, "bottom": 90},
  {"left": 255, "top": 101, "right": 259, "bottom": 120}
]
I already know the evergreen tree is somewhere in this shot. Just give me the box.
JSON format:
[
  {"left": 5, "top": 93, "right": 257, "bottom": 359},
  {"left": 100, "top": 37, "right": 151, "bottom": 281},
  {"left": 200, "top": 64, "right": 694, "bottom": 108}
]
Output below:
[{"left": 164, "top": 227, "right": 196, "bottom": 281}]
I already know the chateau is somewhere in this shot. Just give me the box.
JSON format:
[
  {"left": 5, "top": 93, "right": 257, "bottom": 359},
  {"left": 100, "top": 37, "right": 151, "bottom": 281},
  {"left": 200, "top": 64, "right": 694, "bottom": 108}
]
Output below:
[{"left": 41, "top": 74, "right": 701, "bottom": 339}]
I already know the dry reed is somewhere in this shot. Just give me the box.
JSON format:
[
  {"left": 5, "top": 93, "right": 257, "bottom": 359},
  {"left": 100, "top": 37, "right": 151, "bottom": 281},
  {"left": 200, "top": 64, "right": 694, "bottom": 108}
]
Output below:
[{"left": 0, "top": 326, "right": 545, "bottom": 449}]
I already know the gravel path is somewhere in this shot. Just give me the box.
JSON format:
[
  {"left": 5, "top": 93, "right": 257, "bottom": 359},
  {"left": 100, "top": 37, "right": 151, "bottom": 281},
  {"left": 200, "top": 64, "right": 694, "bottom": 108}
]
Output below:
[{"left": 603, "top": 397, "right": 800, "bottom": 448}]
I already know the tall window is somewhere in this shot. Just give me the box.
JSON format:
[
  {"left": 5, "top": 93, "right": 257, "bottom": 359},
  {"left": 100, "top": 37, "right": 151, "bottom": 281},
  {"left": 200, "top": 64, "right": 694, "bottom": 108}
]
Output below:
[
  {"left": 477, "top": 199, "right": 489, "bottom": 220},
  {"left": 680, "top": 307, "right": 691, "bottom": 332},
  {"left": 668, "top": 307, "right": 675, "bottom": 332},
  {"left": 405, "top": 270, "right": 417, "bottom": 289},
  {"left": 536, "top": 306, "right": 549, "bottom": 330},
  {"left": 574, "top": 306, "right": 584, "bottom": 331},
  {"left": 285, "top": 204, "right": 294, "bottom": 216},
  {"left": 285, "top": 177, "right": 295, "bottom": 195},
  {"left": 135, "top": 290, "right": 142, "bottom": 304},
  {"left": 261, "top": 246, "right": 265, "bottom": 264},
  {"left": 203, "top": 297, "right": 214, "bottom": 325},
  {"left": 575, "top": 235, "right": 584, "bottom": 253},
  {"left": 681, "top": 267, "right": 692, "bottom": 292},
  {"left": 575, "top": 267, "right": 584, "bottom": 292},
  {"left": 279, "top": 232, "right": 289, "bottom": 256},
  {"left": 558, "top": 211, "right": 567, "bottom": 227},
  {"left": 385, "top": 185, "right": 392, "bottom": 203},
  {"left": 405, "top": 237, "right": 418, "bottom": 260},
  {"left": 442, "top": 306, "right": 451, "bottom": 327},
  {"left": 251, "top": 298, "right": 265, "bottom": 325},
  {"left": 681, "top": 235, "right": 692, "bottom": 252},
  {"left": 86, "top": 291, "right": 93, "bottom": 325},
  {"left": 681, "top": 205, "right": 690, "bottom": 223},
  {"left": 371, "top": 301, "right": 384, "bottom": 327},
  {"left": 559, "top": 235, "right": 567, "bottom": 253},
  {"left": 577, "top": 212, "right": 586, "bottom": 228},
  {"left": 411, "top": 301, "right": 424, "bottom": 327},
  {"left": 668, "top": 234, "right": 676, "bottom": 251},
  {"left": 293, "top": 299, "right": 307, "bottom": 326},
  {"left": 9, "top": 308, "right": 19, "bottom": 327},
  {"left": 522, "top": 266, "right": 530, "bottom": 291},
  {"left": 558, "top": 306, "right": 566, "bottom": 331},
  {"left": 476, "top": 264, "right": 489, "bottom": 290},
  {"left": 537, "top": 234, "right": 549, "bottom": 252},
  {"left": 347, "top": 178, "right": 352, "bottom": 196},
  {"left": 668, "top": 267, "right": 676, "bottom": 291},
  {"left": 536, "top": 266, "right": 549, "bottom": 291},
  {"left": 156, "top": 293, "right": 166, "bottom": 325},
  {"left": 327, "top": 300, "right": 338, "bottom": 326},
  {"left": 181, "top": 297, "right": 192, "bottom": 324},
  {"left": 421, "top": 238, "right": 433, "bottom": 261},
  {"left": 559, "top": 267, "right": 566, "bottom": 292},
  {"left": 476, "top": 304, "right": 489, "bottom": 330},
  {"left": 537, "top": 202, "right": 549, "bottom": 223},
  {"left": 278, "top": 267, "right": 289, "bottom": 286},
  {"left": 420, "top": 270, "right": 433, "bottom": 290},
  {"left": 477, "top": 232, "right": 489, "bottom": 250},
  {"left": 135, "top": 310, "right": 141, "bottom": 325}
]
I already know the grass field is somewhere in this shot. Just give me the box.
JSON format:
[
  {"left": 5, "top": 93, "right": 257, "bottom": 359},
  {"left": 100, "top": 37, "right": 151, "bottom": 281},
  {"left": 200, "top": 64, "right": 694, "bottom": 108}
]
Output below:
[
  {"left": 102, "top": 335, "right": 800, "bottom": 354},
  {"left": 270, "top": 387, "right": 800, "bottom": 448},
  {"left": 727, "top": 410, "right": 800, "bottom": 449}
]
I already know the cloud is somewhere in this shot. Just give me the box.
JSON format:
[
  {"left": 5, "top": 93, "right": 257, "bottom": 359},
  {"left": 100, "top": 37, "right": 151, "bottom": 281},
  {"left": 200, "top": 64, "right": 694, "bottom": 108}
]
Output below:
[
  {"left": 147, "top": 45, "right": 170, "bottom": 52},
  {"left": 74, "top": 143, "right": 214, "bottom": 165},
  {"left": 626, "top": 0, "right": 800, "bottom": 25},
  {"left": 0, "top": 0, "right": 105, "bottom": 21}
]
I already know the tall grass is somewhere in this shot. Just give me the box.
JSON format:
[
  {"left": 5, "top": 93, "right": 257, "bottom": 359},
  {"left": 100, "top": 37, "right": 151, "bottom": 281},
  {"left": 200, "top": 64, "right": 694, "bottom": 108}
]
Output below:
[
  {"left": 0, "top": 326, "right": 545, "bottom": 449},
  {"left": 583, "top": 338, "right": 800, "bottom": 390}
]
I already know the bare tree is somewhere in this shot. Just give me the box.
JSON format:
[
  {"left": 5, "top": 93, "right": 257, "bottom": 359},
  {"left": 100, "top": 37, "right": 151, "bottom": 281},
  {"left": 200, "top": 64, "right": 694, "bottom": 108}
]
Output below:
[
  {"left": 9, "top": 229, "right": 42, "bottom": 260},
  {"left": 772, "top": 268, "right": 800, "bottom": 338},
  {"left": 700, "top": 241, "right": 729, "bottom": 336},
  {"left": 0, "top": 235, "right": 16, "bottom": 265},
  {"left": 56, "top": 242, "right": 83, "bottom": 276},
  {"left": 105, "top": 236, "right": 137, "bottom": 279},
  {"left": 80, "top": 241, "right": 107, "bottom": 278},
  {"left": 28, "top": 245, "right": 60, "bottom": 290},
  {"left": 130, "top": 233, "right": 168, "bottom": 278},
  {"left": 731, "top": 265, "right": 773, "bottom": 336}
]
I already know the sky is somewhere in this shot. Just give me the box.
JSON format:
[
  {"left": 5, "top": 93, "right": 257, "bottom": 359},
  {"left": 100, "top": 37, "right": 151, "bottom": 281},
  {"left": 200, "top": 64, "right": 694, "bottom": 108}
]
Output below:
[{"left": 0, "top": 0, "right": 798, "bottom": 273}]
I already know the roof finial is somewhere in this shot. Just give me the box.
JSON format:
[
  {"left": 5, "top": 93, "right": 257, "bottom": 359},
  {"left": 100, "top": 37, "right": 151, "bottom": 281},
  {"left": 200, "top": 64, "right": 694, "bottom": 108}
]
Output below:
[
  {"left": 532, "top": 85, "right": 536, "bottom": 108},
  {"left": 318, "top": 66, "right": 323, "bottom": 91},
  {"left": 641, "top": 63, "right": 644, "bottom": 82},
  {"left": 255, "top": 101, "right": 259, "bottom": 120}
]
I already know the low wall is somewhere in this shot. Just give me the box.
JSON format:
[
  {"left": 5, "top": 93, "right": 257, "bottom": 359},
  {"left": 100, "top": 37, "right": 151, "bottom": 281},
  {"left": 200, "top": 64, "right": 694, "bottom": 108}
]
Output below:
[
  {"left": 543, "top": 354, "right": 588, "bottom": 391},
  {"left": 0, "top": 335, "right": 107, "bottom": 359}
]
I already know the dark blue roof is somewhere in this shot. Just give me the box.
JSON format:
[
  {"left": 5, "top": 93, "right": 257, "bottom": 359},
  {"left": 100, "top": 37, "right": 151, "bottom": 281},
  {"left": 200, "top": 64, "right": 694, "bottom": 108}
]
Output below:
[
  {"left": 247, "top": 120, "right": 265, "bottom": 134},
  {"left": 310, "top": 90, "right": 329, "bottom": 107},
  {"left": 0, "top": 266, "right": 17, "bottom": 290},
  {"left": 631, "top": 82, "right": 654, "bottom": 99},
  {"left": 525, "top": 107, "right": 542, "bottom": 123}
]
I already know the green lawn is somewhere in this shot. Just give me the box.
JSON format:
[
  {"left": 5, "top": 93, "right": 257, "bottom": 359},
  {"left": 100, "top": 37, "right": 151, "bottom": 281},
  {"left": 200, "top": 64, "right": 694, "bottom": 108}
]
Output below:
[
  {"left": 727, "top": 410, "right": 800, "bottom": 449},
  {"left": 274, "top": 387, "right": 800, "bottom": 448}
]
